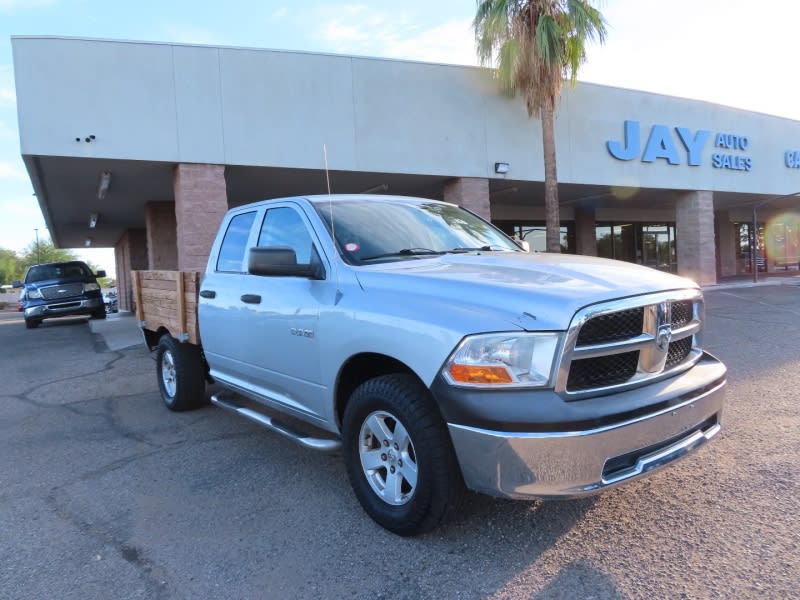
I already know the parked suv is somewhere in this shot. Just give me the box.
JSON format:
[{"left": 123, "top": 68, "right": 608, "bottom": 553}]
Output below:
[{"left": 13, "top": 261, "right": 106, "bottom": 329}]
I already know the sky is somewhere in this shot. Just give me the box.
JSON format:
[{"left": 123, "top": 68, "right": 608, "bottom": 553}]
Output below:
[{"left": 1, "top": 0, "right": 799, "bottom": 277}]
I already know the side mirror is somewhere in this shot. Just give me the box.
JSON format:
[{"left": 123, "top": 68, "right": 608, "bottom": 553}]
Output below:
[
  {"left": 12, "top": 280, "right": 22, "bottom": 288},
  {"left": 519, "top": 240, "right": 531, "bottom": 252},
  {"left": 95, "top": 270, "right": 107, "bottom": 278},
  {"left": 248, "top": 246, "right": 324, "bottom": 280}
]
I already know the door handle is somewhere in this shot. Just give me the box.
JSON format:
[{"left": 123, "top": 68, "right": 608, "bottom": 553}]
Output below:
[
  {"left": 199, "top": 290, "right": 216, "bottom": 299},
  {"left": 241, "top": 294, "right": 261, "bottom": 304}
]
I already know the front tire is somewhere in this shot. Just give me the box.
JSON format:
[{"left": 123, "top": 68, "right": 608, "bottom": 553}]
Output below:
[
  {"left": 342, "top": 374, "right": 464, "bottom": 536},
  {"left": 24, "top": 318, "right": 40, "bottom": 329},
  {"left": 91, "top": 308, "right": 106, "bottom": 320},
  {"left": 156, "top": 335, "right": 206, "bottom": 411}
]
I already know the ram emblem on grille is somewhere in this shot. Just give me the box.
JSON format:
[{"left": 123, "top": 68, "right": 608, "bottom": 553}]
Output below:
[{"left": 656, "top": 324, "right": 672, "bottom": 352}]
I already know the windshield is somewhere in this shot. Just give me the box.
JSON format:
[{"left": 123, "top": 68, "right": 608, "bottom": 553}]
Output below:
[
  {"left": 313, "top": 199, "right": 521, "bottom": 264},
  {"left": 25, "top": 261, "right": 93, "bottom": 283}
]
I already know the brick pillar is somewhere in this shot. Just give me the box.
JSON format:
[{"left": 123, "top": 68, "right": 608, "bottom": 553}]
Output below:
[
  {"left": 715, "top": 211, "right": 736, "bottom": 277},
  {"left": 114, "top": 229, "right": 148, "bottom": 312},
  {"left": 174, "top": 163, "right": 228, "bottom": 272},
  {"left": 676, "top": 191, "right": 717, "bottom": 285},
  {"left": 443, "top": 177, "right": 491, "bottom": 221},
  {"left": 574, "top": 207, "right": 597, "bottom": 256},
  {"left": 145, "top": 202, "right": 178, "bottom": 270}
]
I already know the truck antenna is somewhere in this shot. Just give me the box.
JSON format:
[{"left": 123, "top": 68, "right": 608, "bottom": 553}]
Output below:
[{"left": 323, "top": 144, "right": 342, "bottom": 303}]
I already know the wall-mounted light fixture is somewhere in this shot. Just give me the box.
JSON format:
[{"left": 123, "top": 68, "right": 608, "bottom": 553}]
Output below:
[
  {"left": 84, "top": 238, "right": 92, "bottom": 247},
  {"left": 494, "top": 162, "right": 510, "bottom": 174},
  {"left": 97, "top": 171, "right": 111, "bottom": 200},
  {"left": 88, "top": 213, "right": 99, "bottom": 229}
]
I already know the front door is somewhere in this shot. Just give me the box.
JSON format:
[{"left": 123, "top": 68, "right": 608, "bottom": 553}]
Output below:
[
  {"left": 642, "top": 226, "right": 674, "bottom": 272},
  {"left": 237, "top": 203, "right": 331, "bottom": 421}
]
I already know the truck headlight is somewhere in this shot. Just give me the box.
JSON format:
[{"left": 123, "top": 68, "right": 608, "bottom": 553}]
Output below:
[
  {"left": 443, "top": 332, "right": 561, "bottom": 387},
  {"left": 27, "top": 288, "right": 43, "bottom": 299},
  {"left": 84, "top": 283, "right": 100, "bottom": 292}
]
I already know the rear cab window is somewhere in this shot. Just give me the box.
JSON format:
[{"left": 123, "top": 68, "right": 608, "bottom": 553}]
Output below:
[{"left": 216, "top": 211, "right": 257, "bottom": 272}]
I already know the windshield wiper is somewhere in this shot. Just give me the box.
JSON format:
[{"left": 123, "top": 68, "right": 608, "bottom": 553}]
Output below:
[
  {"left": 360, "top": 248, "right": 444, "bottom": 261},
  {"left": 447, "top": 246, "right": 507, "bottom": 253}
]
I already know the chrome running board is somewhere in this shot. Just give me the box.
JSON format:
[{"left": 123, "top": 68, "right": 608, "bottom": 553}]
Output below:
[{"left": 211, "top": 393, "right": 341, "bottom": 453}]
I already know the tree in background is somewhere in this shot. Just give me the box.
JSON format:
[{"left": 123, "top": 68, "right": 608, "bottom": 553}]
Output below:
[
  {"left": 473, "top": 0, "right": 606, "bottom": 252},
  {"left": 19, "top": 239, "right": 78, "bottom": 271},
  {"left": 0, "top": 249, "right": 23, "bottom": 287}
]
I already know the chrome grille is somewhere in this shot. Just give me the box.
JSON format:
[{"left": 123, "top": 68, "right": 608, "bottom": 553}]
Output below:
[
  {"left": 665, "top": 337, "right": 693, "bottom": 369},
  {"left": 576, "top": 307, "right": 644, "bottom": 346},
  {"left": 40, "top": 283, "right": 84, "bottom": 300},
  {"left": 557, "top": 289, "right": 703, "bottom": 398},
  {"left": 567, "top": 350, "right": 640, "bottom": 391},
  {"left": 671, "top": 301, "right": 692, "bottom": 328}
]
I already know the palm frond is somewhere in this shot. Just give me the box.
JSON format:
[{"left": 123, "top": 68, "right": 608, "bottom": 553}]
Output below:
[
  {"left": 534, "top": 14, "right": 563, "bottom": 67},
  {"left": 473, "top": 0, "right": 606, "bottom": 114}
]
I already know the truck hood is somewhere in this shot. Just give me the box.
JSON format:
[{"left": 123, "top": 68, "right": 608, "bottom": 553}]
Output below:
[
  {"left": 352, "top": 252, "right": 698, "bottom": 331},
  {"left": 24, "top": 276, "right": 97, "bottom": 291}
]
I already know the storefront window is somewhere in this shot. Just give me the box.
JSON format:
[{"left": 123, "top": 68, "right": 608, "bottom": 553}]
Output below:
[
  {"left": 596, "top": 223, "right": 676, "bottom": 272},
  {"left": 733, "top": 221, "right": 800, "bottom": 273},
  {"left": 596, "top": 226, "right": 612, "bottom": 258},
  {"left": 764, "top": 219, "right": 800, "bottom": 270},
  {"left": 494, "top": 222, "right": 574, "bottom": 253},
  {"left": 734, "top": 223, "right": 761, "bottom": 273}
]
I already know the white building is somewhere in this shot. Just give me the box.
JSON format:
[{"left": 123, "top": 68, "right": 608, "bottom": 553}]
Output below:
[{"left": 12, "top": 36, "right": 800, "bottom": 308}]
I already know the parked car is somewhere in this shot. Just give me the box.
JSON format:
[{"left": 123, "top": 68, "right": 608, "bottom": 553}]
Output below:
[
  {"left": 13, "top": 261, "right": 106, "bottom": 328},
  {"left": 103, "top": 290, "right": 119, "bottom": 314}
]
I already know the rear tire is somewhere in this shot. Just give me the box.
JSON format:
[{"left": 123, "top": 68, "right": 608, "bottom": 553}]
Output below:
[
  {"left": 156, "top": 335, "right": 206, "bottom": 411},
  {"left": 342, "top": 373, "right": 464, "bottom": 536}
]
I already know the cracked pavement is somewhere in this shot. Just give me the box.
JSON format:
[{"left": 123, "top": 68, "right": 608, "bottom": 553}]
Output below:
[{"left": 0, "top": 285, "right": 799, "bottom": 599}]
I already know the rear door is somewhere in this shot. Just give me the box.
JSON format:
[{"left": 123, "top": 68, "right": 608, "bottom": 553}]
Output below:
[{"left": 199, "top": 209, "right": 259, "bottom": 384}]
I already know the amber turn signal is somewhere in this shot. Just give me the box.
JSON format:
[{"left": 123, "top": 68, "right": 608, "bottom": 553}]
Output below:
[{"left": 449, "top": 364, "right": 513, "bottom": 385}]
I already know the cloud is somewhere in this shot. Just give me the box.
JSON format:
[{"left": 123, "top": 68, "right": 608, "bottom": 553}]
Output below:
[
  {"left": 0, "top": 161, "right": 26, "bottom": 180},
  {"left": 0, "top": 65, "right": 16, "bottom": 106},
  {"left": 0, "top": 119, "right": 17, "bottom": 140},
  {"left": 317, "top": 5, "right": 476, "bottom": 66},
  {"left": 270, "top": 7, "right": 288, "bottom": 20},
  {"left": 0, "top": 194, "right": 40, "bottom": 219},
  {"left": 382, "top": 19, "right": 476, "bottom": 66},
  {"left": 158, "top": 24, "right": 225, "bottom": 46},
  {"left": 0, "top": 0, "right": 56, "bottom": 11},
  {"left": 0, "top": 197, "right": 45, "bottom": 252}
]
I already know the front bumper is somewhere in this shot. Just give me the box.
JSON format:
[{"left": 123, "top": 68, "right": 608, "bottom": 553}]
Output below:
[
  {"left": 23, "top": 297, "right": 103, "bottom": 319},
  {"left": 445, "top": 354, "right": 726, "bottom": 499}
]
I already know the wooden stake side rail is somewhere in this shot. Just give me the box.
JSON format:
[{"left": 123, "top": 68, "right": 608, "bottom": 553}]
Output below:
[{"left": 132, "top": 270, "right": 201, "bottom": 344}]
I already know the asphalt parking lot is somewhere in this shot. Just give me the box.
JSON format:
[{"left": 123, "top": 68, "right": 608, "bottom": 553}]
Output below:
[{"left": 1, "top": 283, "right": 799, "bottom": 600}]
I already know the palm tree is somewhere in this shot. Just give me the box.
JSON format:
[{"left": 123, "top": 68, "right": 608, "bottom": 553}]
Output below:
[{"left": 474, "top": 0, "right": 606, "bottom": 252}]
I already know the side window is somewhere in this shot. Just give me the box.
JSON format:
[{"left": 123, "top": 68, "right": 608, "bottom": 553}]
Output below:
[
  {"left": 257, "top": 207, "right": 316, "bottom": 264},
  {"left": 216, "top": 211, "right": 257, "bottom": 272}
]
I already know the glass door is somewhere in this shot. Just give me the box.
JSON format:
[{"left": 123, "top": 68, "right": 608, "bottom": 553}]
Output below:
[{"left": 641, "top": 225, "right": 675, "bottom": 272}]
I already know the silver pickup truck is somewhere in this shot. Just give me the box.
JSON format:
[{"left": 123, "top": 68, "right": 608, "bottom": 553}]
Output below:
[{"left": 137, "top": 194, "right": 726, "bottom": 535}]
